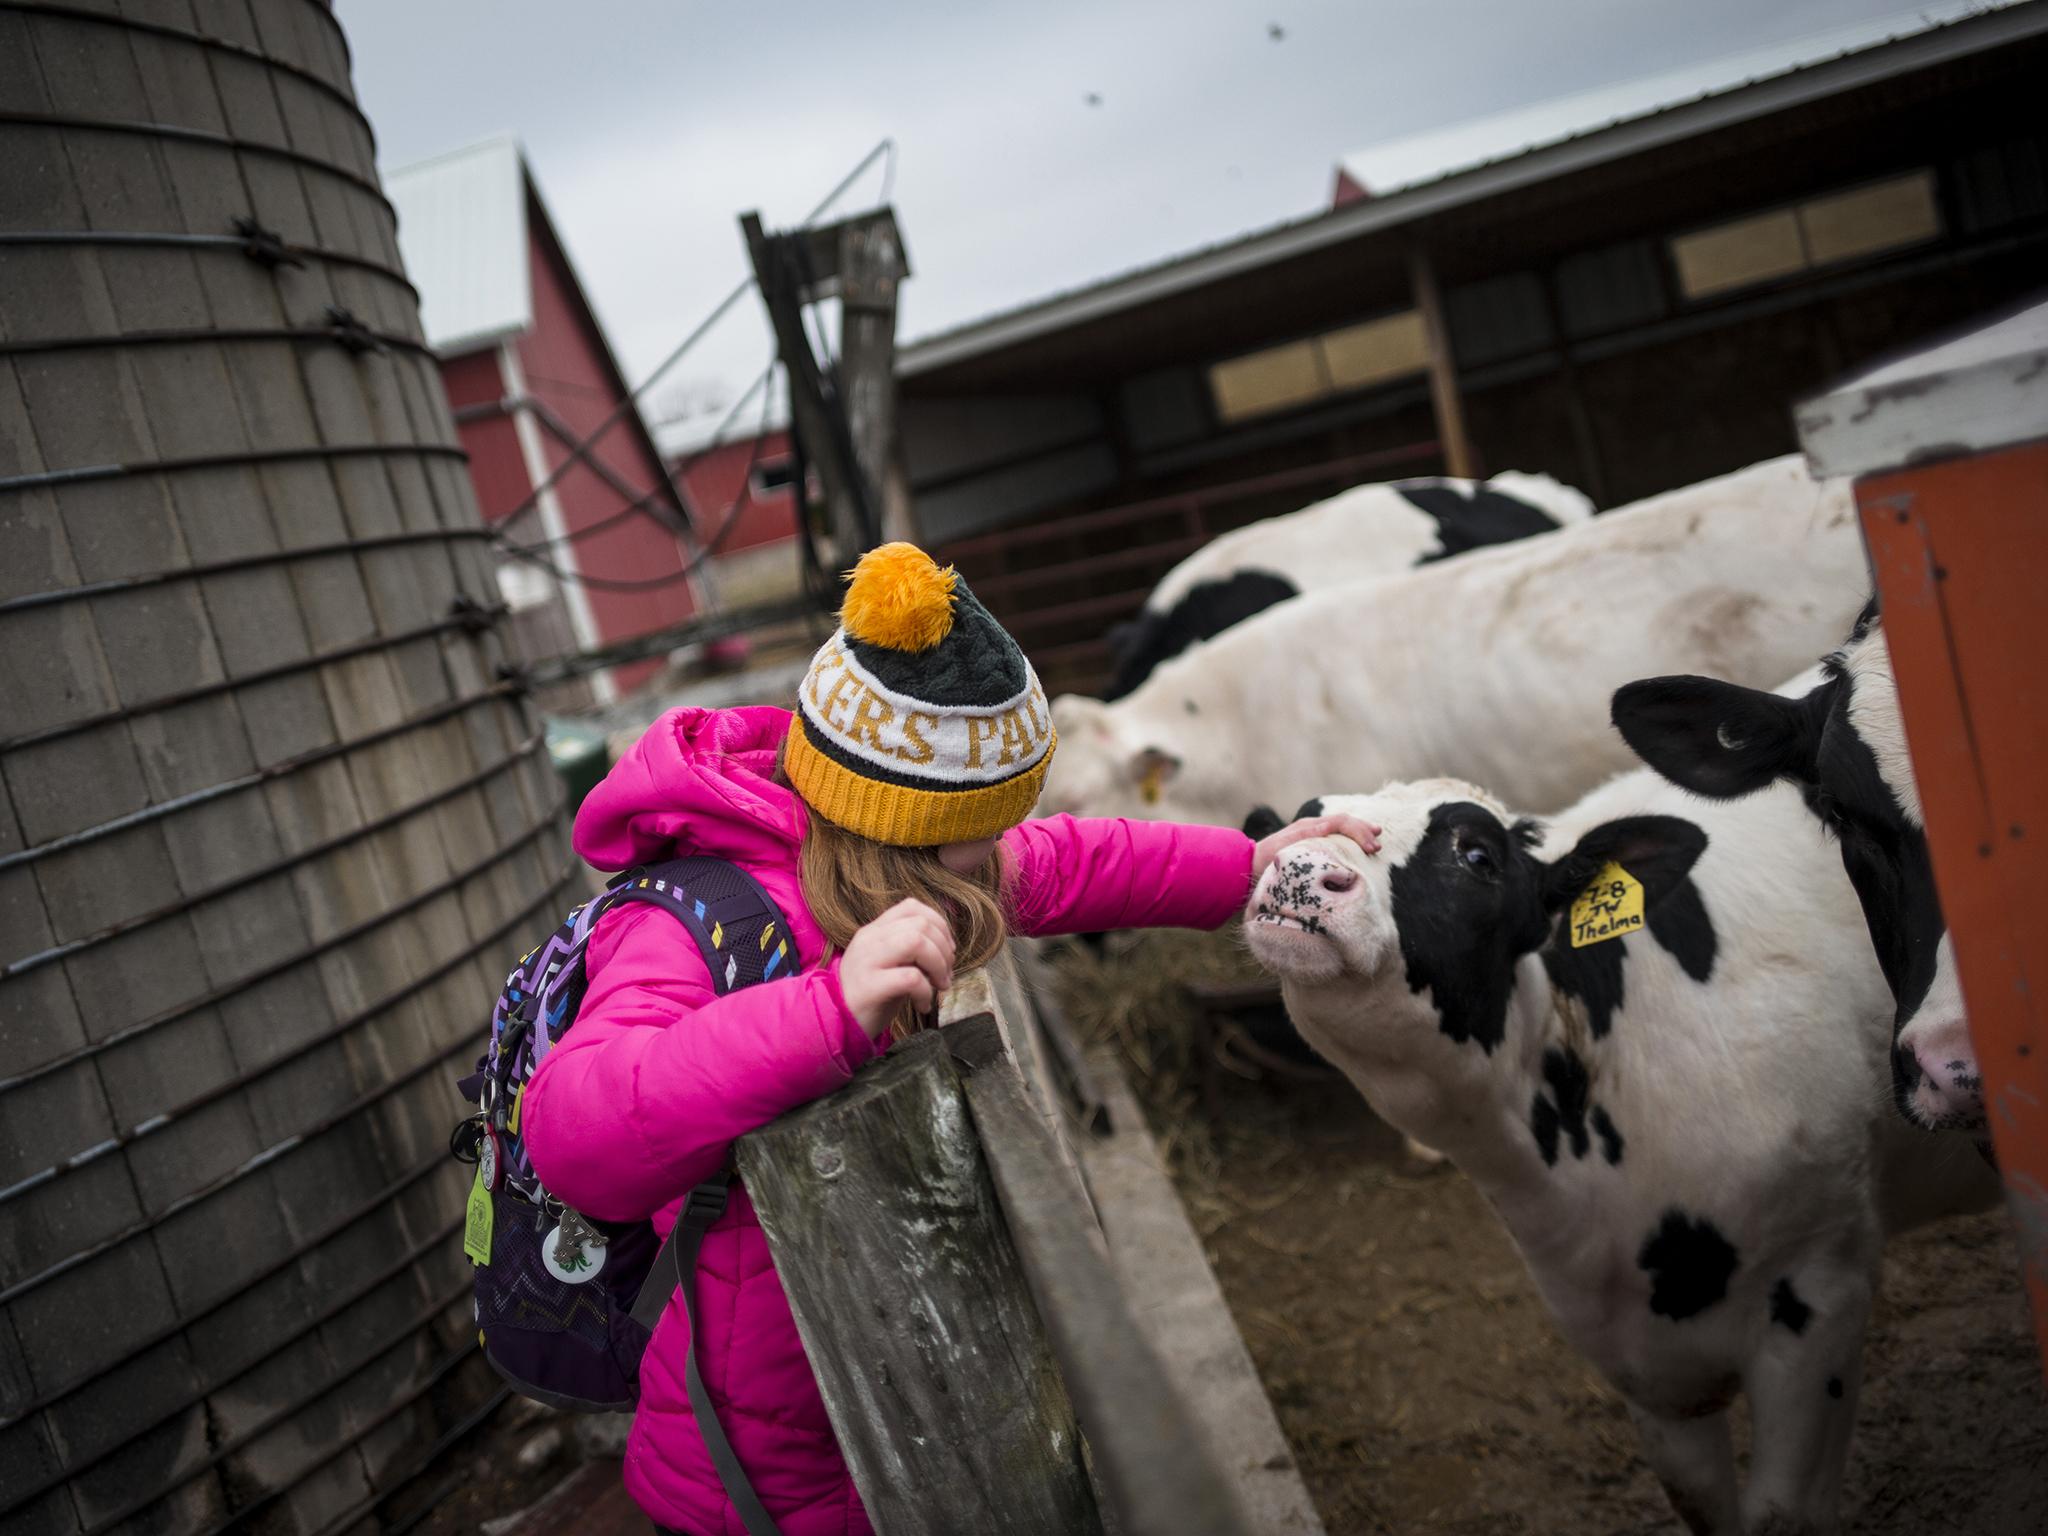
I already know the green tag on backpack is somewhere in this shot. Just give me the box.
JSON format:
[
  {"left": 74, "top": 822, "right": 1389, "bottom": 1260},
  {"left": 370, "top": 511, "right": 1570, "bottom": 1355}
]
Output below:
[{"left": 463, "top": 1167, "right": 494, "bottom": 1266}]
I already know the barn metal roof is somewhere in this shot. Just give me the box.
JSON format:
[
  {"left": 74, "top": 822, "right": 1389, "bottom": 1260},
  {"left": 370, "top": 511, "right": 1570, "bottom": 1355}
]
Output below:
[
  {"left": 899, "top": 0, "right": 2048, "bottom": 381},
  {"left": 652, "top": 380, "right": 793, "bottom": 461},
  {"left": 385, "top": 135, "right": 533, "bottom": 357},
  {"left": 1333, "top": 1, "right": 2005, "bottom": 202}
]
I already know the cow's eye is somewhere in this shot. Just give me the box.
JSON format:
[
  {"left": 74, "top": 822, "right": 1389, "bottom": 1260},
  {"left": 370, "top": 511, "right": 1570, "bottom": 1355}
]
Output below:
[
  {"left": 1462, "top": 843, "right": 1494, "bottom": 872},
  {"left": 1803, "top": 784, "right": 1844, "bottom": 831}
]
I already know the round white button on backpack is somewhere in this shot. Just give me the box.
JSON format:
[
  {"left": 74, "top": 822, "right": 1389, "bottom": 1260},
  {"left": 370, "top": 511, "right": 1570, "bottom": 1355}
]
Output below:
[{"left": 542, "top": 1223, "right": 606, "bottom": 1284}]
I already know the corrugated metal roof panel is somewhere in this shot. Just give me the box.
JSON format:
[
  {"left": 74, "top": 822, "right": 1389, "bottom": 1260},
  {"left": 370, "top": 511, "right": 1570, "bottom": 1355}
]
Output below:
[
  {"left": 1334, "top": 1, "right": 2005, "bottom": 200},
  {"left": 386, "top": 135, "right": 532, "bottom": 357}
]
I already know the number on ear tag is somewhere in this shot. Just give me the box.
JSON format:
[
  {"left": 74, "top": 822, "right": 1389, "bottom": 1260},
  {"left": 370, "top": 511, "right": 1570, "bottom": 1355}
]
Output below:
[{"left": 1570, "top": 861, "right": 1645, "bottom": 948}]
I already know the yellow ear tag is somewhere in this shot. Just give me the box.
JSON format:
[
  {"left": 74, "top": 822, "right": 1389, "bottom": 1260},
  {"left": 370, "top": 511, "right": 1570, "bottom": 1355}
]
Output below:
[
  {"left": 1570, "top": 861, "right": 1645, "bottom": 948},
  {"left": 463, "top": 1167, "right": 494, "bottom": 1266},
  {"left": 1139, "top": 762, "right": 1165, "bottom": 806}
]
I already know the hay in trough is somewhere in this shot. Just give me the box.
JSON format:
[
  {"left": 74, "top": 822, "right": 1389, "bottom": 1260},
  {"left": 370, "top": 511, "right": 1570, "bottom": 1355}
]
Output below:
[{"left": 1042, "top": 928, "right": 1260, "bottom": 1087}]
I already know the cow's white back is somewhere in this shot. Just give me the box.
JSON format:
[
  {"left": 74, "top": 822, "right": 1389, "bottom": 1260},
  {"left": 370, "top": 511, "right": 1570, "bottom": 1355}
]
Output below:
[
  {"left": 1045, "top": 456, "right": 1870, "bottom": 827},
  {"left": 1146, "top": 471, "right": 1592, "bottom": 613}
]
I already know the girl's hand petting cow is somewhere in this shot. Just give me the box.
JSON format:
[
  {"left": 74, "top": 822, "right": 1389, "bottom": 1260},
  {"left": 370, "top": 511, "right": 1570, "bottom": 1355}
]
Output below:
[{"left": 1251, "top": 813, "right": 1383, "bottom": 881}]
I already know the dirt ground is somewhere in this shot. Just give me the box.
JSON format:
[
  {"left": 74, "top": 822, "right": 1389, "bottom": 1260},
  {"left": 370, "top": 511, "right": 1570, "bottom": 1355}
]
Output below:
[{"left": 1048, "top": 931, "right": 2048, "bottom": 1536}]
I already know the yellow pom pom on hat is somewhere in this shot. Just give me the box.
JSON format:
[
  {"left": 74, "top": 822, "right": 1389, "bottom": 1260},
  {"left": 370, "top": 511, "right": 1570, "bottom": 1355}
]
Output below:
[
  {"left": 787, "top": 542, "right": 1056, "bottom": 846},
  {"left": 839, "top": 542, "right": 957, "bottom": 652}
]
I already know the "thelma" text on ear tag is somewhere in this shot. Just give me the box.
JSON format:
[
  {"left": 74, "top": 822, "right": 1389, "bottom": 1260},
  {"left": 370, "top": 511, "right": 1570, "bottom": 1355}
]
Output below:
[{"left": 1570, "top": 861, "right": 1645, "bottom": 948}]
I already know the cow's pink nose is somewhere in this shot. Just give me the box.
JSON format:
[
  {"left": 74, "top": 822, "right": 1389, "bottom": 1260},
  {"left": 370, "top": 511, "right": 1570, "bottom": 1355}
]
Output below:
[
  {"left": 1903, "top": 1018, "right": 1981, "bottom": 1100},
  {"left": 1320, "top": 867, "right": 1358, "bottom": 895}
]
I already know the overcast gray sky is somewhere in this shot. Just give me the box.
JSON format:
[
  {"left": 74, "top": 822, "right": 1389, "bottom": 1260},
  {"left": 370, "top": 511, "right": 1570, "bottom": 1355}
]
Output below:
[{"left": 337, "top": 0, "right": 1971, "bottom": 425}]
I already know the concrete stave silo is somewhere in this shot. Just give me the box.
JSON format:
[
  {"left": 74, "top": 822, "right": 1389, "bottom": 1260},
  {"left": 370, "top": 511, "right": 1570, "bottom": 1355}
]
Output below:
[{"left": 1, "top": 2, "right": 572, "bottom": 1530}]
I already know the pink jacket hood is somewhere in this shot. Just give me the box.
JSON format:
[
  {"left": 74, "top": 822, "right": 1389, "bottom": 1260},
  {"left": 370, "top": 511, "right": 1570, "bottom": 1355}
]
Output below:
[{"left": 575, "top": 705, "right": 805, "bottom": 874}]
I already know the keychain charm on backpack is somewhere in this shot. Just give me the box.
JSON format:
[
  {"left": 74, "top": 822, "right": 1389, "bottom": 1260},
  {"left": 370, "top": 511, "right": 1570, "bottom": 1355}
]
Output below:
[
  {"left": 543, "top": 1209, "right": 607, "bottom": 1283},
  {"left": 478, "top": 1125, "right": 501, "bottom": 1191}
]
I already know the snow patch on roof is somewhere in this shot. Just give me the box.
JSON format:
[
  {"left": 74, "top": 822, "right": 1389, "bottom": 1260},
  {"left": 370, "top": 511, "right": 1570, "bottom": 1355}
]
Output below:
[
  {"left": 652, "top": 370, "right": 792, "bottom": 461},
  {"left": 386, "top": 135, "right": 532, "bottom": 357},
  {"left": 652, "top": 406, "right": 791, "bottom": 461}
]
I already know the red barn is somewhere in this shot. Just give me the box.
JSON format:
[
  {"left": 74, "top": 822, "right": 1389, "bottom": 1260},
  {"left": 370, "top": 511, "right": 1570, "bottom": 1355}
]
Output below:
[
  {"left": 656, "top": 403, "right": 807, "bottom": 609},
  {"left": 388, "top": 136, "right": 702, "bottom": 702}
]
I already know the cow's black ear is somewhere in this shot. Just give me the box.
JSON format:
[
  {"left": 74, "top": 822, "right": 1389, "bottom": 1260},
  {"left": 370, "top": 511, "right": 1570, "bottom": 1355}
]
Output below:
[
  {"left": 1611, "top": 675, "right": 1824, "bottom": 799},
  {"left": 1539, "top": 815, "right": 1708, "bottom": 914},
  {"left": 1243, "top": 804, "right": 1284, "bottom": 839}
]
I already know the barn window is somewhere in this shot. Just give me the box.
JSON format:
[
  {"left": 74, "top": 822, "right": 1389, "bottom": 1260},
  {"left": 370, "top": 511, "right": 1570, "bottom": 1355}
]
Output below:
[
  {"left": 1209, "top": 339, "right": 1329, "bottom": 422},
  {"left": 750, "top": 456, "right": 798, "bottom": 496},
  {"left": 1950, "top": 133, "right": 2047, "bottom": 233},
  {"left": 1555, "top": 239, "right": 1668, "bottom": 338},
  {"left": 1671, "top": 210, "right": 1806, "bottom": 299},
  {"left": 1320, "top": 311, "right": 1428, "bottom": 390},
  {"left": 1447, "top": 271, "right": 1553, "bottom": 367},
  {"left": 1120, "top": 367, "right": 1209, "bottom": 452},
  {"left": 1670, "top": 171, "right": 1943, "bottom": 301},
  {"left": 1799, "top": 172, "right": 1941, "bottom": 266},
  {"left": 1208, "top": 308, "right": 1427, "bottom": 424}
]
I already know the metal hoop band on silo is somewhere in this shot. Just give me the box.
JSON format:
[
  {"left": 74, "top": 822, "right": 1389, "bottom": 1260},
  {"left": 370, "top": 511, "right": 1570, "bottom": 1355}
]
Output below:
[{"left": 0, "top": 3, "right": 576, "bottom": 1531}]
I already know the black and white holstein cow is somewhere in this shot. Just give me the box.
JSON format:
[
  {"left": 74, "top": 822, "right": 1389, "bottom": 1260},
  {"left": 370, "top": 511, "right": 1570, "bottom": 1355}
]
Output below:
[
  {"left": 1242, "top": 768, "right": 1998, "bottom": 1534},
  {"left": 1613, "top": 609, "right": 1986, "bottom": 1136},
  {"left": 1046, "top": 456, "right": 1869, "bottom": 828},
  {"left": 1104, "top": 471, "right": 1592, "bottom": 699}
]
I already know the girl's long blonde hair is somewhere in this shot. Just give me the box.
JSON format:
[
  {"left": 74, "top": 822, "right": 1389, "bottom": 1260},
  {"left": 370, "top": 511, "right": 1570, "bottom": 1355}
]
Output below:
[{"left": 781, "top": 746, "right": 1010, "bottom": 1039}]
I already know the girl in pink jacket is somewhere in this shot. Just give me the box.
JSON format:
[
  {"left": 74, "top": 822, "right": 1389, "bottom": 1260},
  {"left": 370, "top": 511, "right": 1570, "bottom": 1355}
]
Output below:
[{"left": 521, "top": 544, "right": 1376, "bottom": 1535}]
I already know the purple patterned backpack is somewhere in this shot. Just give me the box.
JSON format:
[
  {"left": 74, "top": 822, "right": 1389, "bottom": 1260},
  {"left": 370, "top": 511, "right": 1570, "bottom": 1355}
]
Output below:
[{"left": 452, "top": 856, "right": 794, "bottom": 1535}]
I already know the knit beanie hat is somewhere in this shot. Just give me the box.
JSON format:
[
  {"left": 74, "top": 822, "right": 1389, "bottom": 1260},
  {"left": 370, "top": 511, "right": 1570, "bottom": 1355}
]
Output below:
[{"left": 785, "top": 543, "right": 1057, "bottom": 846}]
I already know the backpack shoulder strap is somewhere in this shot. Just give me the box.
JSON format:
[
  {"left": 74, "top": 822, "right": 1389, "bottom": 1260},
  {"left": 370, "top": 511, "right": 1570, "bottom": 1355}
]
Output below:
[
  {"left": 631, "top": 1180, "right": 783, "bottom": 1536},
  {"left": 614, "top": 855, "right": 794, "bottom": 1536},
  {"left": 606, "top": 855, "right": 796, "bottom": 996}
]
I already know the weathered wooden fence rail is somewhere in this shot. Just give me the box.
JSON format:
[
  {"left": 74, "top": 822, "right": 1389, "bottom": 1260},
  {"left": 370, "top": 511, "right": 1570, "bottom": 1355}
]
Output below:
[
  {"left": 737, "top": 959, "right": 1275, "bottom": 1535},
  {"left": 738, "top": 1020, "right": 1103, "bottom": 1534}
]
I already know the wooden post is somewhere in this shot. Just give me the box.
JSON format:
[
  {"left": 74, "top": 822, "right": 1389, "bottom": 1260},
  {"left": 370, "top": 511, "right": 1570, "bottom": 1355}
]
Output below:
[
  {"left": 836, "top": 213, "right": 917, "bottom": 543},
  {"left": 741, "top": 208, "right": 912, "bottom": 565},
  {"left": 735, "top": 1028, "right": 1104, "bottom": 1536},
  {"left": 1407, "top": 241, "right": 1480, "bottom": 480},
  {"left": 742, "top": 210, "right": 866, "bottom": 566}
]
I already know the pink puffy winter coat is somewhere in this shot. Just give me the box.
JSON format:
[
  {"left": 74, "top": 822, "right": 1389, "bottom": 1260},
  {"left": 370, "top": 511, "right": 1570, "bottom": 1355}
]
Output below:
[{"left": 520, "top": 706, "right": 1254, "bottom": 1536}]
